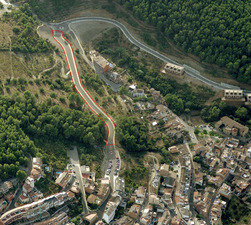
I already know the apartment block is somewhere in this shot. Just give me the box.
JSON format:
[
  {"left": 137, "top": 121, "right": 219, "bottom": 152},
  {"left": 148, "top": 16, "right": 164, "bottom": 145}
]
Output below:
[
  {"left": 164, "top": 63, "right": 185, "bottom": 76},
  {"left": 0, "top": 192, "right": 69, "bottom": 225},
  {"left": 34, "top": 211, "right": 69, "bottom": 225},
  {"left": 103, "top": 201, "right": 117, "bottom": 224},
  {"left": 224, "top": 90, "right": 243, "bottom": 99}
]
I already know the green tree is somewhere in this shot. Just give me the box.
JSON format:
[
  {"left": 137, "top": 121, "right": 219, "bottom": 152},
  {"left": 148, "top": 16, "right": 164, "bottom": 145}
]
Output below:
[
  {"left": 235, "top": 107, "right": 248, "bottom": 120},
  {"left": 194, "top": 128, "right": 199, "bottom": 135},
  {"left": 16, "top": 170, "right": 27, "bottom": 182}
]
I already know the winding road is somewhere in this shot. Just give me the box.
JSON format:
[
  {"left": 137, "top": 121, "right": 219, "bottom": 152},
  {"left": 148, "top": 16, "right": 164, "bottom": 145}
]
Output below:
[
  {"left": 52, "top": 30, "right": 117, "bottom": 207},
  {"left": 49, "top": 17, "right": 250, "bottom": 93},
  {"left": 52, "top": 30, "right": 116, "bottom": 146}
]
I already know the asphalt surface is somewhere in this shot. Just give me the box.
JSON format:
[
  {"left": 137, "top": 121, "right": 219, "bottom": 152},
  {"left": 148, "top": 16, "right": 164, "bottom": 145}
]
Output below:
[
  {"left": 52, "top": 31, "right": 118, "bottom": 192},
  {"left": 52, "top": 31, "right": 116, "bottom": 146},
  {"left": 68, "top": 146, "right": 89, "bottom": 215},
  {"left": 49, "top": 17, "right": 251, "bottom": 94}
]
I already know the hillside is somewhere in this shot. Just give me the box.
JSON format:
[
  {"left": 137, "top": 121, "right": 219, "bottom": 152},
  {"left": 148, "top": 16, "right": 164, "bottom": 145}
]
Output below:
[
  {"left": 14, "top": 0, "right": 251, "bottom": 85},
  {"left": 0, "top": 4, "right": 109, "bottom": 175},
  {"left": 119, "top": 0, "right": 251, "bottom": 84}
]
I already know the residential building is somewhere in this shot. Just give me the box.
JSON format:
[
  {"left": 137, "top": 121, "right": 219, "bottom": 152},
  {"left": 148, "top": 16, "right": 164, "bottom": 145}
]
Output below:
[
  {"left": 194, "top": 172, "right": 203, "bottom": 186},
  {"left": 159, "top": 164, "right": 169, "bottom": 177},
  {"left": 162, "top": 177, "right": 176, "bottom": 188},
  {"left": 149, "top": 194, "right": 160, "bottom": 205},
  {"left": 87, "top": 194, "right": 102, "bottom": 206},
  {"left": 136, "top": 186, "right": 146, "bottom": 198},
  {"left": 215, "top": 116, "right": 249, "bottom": 137},
  {"left": 233, "top": 178, "right": 250, "bottom": 193},
  {"left": 25, "top": 176, "right": 35, "bottom": 188},
  {"left": 23, "top": 183, "right": 32, "bottom": 194},
  {"left": 85, "top": 183, "right": 95, "bottom": 194},
  {"left": 132, "top": 88, "right": 146, "bottom": 98},
  {"left": 55, "top": 172, "right": 73, "bottom": 189},
  {"left": 83, "top": 213, "right": 98, "bottom": 225},
  {"left": 171, "top": 216, "right": 182, "bottom": 225},
  {"left": 19, "top": 194, "right": 30, "bottom": 204},
  {"left": 246, "top": 94, "right": 251, "bottom": 102},
  {"left": 91, "top": 51, "right": 114, "bottom": 73},
  {"left": 163, "top": 63, "right": 185, "bottom": 76},
  {"left": 109, "top": 72, "right": 122, "bottom": 83},
  {"left": 140, "top": 205, "right": 153, "bottom": 225},
  {"left": 103, "top": 201, "right": 117, "bottom": 224},
  {"left": 0, "top": 199, "right": 7, "bottom": 214},
  {"left": 223, "top": 90, "right": 243, "bottom": 99},
  {"left": 127, "top": 204, "right": 141, "bottom": 220},
  {"left": 150, "top": 88, "right": 162, "bottom": 103},
  {"left": 33, "top": 158, "right": 42, "bottom": 167},
  {"left": 216, "top": 168, "right": 230, "bottom": 179},
  {"left": 0, "top": 182, "right": 13, "bottom": 195},
  {"left": 4, "top": 194, "right": 13, "bottom": 203},
  {"left": 0, "top": 192, "right": 69, "bottom": 225},
  {"left": 34, "top": 211, "right": 69, "bottom": 225},
  {"left": 208, "top": 176, "right": 224, "bottom": 187},
  {"left": 245, "top": 94, "right": 251, "bottom": 106},
  {"left": 97, "top": 184, "right": 109, "bottom": 200},
  {"left": 219, "top": 183, "right": 232, "bottom": 199},
  {"left": 114, "top": 216, "right": 134, "bottom": 225},
  {"left": 168, "top": 146, "right": 179, "bottom": 154}
]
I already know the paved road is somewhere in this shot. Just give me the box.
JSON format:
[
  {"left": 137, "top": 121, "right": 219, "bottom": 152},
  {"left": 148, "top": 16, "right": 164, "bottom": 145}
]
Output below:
[
  {"left": 52, "top": 30, "right": 116, "bottom": 146},
  {"left": 68, "top": 146, "right": 89, "bottom": 215},
  {"left": 49, "top": 17, "right": 251, "bottom": 93},
  {"left": 52, "top": 31, "right": 118, "bottom": 192}
]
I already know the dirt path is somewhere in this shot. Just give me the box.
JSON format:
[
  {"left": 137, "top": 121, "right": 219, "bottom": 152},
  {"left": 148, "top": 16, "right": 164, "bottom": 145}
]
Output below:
[{"left": 8, "top": 36, "right": 13, "bottom": 79}]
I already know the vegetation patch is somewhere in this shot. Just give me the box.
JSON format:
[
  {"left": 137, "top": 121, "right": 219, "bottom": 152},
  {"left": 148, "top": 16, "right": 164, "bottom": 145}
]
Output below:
[
  {"left": 0, "top": 92, "right": 106, "bottom": 178},
  {"left": 119, "top": 0, "right": 251, "bottom": 84},
  {"left": 118, "top": 116, "right": 152, "bottom": 152},
  {"left": 222, "top": 195, "right": 251, "bottom": 224}
]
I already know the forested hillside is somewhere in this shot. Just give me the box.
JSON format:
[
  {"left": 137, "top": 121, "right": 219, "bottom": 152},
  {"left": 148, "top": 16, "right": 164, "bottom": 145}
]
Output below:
[
  {"left": 0, "top": 92, "right": 105, "bottom": 180},
  {"left": 119, "top": 0, "right": 251, "bottom": 83}
]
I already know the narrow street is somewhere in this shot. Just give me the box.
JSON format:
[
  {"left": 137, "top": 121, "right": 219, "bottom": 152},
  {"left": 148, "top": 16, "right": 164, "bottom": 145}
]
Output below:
[{"left": 68, "top": 146, "right": 89, "bottom": 215}]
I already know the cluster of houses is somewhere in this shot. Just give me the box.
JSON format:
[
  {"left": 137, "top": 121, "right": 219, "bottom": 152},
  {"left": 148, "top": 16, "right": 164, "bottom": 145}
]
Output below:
[
  {"left": 191, "top": 135, "right": 251, "bottom": 224},
  {"left": 0, "top": 159, "right": 82, "bottom": 225},
  {"left": 173, "top": 145, "right": 194, "bottom": 221},
  {"left": 19, "top": 158, "right": 44, "bottom": 205},
  {"left": 0, "top": 191, "right": 73, "bottom": 225},
  {"left": 86, "top": 178, "right": 110, "bottom": 208},
  {"left": 148, "top": 105, "right": 185, "bottom": 143},
  {"left": 0, "top": 181, "right": 14, "bottom": 215}
]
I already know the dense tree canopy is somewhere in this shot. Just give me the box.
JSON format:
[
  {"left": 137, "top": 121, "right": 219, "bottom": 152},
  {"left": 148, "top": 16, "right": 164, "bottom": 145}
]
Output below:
[
  {"left": 0, "top": 118, "right": 35, "bottom": 180},
  {"left": 118, "top": 116, "right": 152, "bottom": 152},
  {"left": 201, "top": 100, "right": 251, "bottom": 126},
  {"left": 0, "top": 92, "right": 105, "bottom": 180},
  {"left": 119, "top": 0, "right": 251, "bottom": 83}
]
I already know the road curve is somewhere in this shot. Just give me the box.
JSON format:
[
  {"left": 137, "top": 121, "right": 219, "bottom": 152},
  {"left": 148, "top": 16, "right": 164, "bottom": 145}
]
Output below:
[
  {"left": 52, "top": 30, "right": 116, "bottom": 146},
  {"left": 49, "top": 17, "right": 250, "bottom": 93}
]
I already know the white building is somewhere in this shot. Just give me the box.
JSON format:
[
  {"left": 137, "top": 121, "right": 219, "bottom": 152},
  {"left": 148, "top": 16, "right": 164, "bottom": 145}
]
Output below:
[
  {"left": 164, "top": 63, "right": 185, "bottom": 76},
  {"left": 25, "top": 176, "right": 35, "bottom": 188},
  {"left": 223, "top": 90, "right": 243, "bottom": 99},
  {"left": 246, "top": 146, "right": 251, "bottom": 158},
  {"left": 103, "top": 201, "right": 117, "bottom": 224}
]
